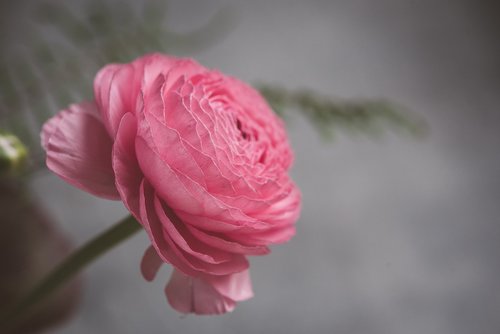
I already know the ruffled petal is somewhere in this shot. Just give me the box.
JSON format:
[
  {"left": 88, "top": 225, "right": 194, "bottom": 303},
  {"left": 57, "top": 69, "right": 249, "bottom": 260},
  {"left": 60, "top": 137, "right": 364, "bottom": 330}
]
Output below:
[
  {"left": 228, "top": 225, "right": 296, "bottom": 245},
  {"left": 137, "top": 177, "right": 249, "bottom": 276},
  {"left": 141, "top": 53, "right": 181, "bottom": 91},
  {"left": 135, "top": 131, "right": 267, "bottom": 233},
  {"left": 155, "top": 200, "right": 233, "bottom": 264},
  {"left": 139, "top": 179, "right": 199, "bottom": 277},
  {"left": 42, "top": 101, "right": 119, "bottom": 200},
  {"left": 143, "top": 92, "right": 207, "bottom": 188},
  {"left": 94, "top": 53, "right": 178, "bottom": 138},
  {"left": 153, "top": 196, "right": 249, "bottom": 275}
]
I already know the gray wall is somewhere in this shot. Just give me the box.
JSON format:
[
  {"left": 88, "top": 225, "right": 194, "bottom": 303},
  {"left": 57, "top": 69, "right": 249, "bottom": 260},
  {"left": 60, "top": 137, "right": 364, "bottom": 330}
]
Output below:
[{"left": 26, "top": 0, "right": 500, "bottom": 333}]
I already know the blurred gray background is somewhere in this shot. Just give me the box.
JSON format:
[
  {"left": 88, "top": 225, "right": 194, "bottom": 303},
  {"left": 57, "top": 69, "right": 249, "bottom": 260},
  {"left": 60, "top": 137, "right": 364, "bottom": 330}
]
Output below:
[{"left": 16, "top": 0, "right": 500, "bottom": 333}]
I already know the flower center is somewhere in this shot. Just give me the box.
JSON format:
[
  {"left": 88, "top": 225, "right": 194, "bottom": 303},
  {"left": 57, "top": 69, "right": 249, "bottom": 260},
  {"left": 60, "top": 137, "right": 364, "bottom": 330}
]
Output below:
[{"left": 235, "top": 119, "right": 250, "bottom": 141}]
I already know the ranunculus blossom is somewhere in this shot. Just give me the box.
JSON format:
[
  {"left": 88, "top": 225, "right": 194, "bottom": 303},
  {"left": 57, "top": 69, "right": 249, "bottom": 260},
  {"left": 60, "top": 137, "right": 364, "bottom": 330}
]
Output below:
[{"left": 41, "top": 53, "right": 301, "bottom": 314}]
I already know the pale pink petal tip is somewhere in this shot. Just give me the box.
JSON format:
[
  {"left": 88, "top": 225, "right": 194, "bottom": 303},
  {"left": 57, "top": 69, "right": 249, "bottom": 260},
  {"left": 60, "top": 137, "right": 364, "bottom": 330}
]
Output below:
[{"left": 164, "top": 269, "right": 253, "bottom": 315}]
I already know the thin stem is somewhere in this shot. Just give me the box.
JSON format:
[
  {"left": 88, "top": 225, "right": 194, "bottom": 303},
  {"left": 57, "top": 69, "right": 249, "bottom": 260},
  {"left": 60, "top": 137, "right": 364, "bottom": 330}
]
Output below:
[{"left": 0, "top": 215, "right": 142, "bottom": 329}]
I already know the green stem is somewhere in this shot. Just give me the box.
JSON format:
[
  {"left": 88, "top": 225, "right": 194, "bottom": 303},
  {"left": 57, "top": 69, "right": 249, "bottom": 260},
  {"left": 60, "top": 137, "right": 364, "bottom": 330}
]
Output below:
[{"left": 0, "top": 215, "right": 142, "bottom": 329}]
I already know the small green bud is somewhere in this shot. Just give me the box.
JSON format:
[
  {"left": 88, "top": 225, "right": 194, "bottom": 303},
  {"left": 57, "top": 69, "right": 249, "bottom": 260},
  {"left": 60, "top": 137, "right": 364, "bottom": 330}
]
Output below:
[{"left": 0, "top": 132, "right": 28, "bottom": 175}]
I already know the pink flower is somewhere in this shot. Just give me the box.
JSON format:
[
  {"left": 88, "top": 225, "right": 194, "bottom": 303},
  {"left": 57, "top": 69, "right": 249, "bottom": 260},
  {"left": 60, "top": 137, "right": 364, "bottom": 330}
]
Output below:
[{"left": 41, "top": 53, "right": 301, "bottom": 314}]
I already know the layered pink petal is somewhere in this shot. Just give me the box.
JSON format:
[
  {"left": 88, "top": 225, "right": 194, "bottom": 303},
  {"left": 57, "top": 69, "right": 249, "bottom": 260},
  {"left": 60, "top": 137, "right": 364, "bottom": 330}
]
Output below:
[
  {"left": 139, "top": 54, "right": 205, "bottom": 103},
  {"left": 138, "top": 178, "right": 249, "bottom": 277},
  {"left": 42, "top": 101, "right": 119, "bottom": 199},
  {"left": 228, "top": 225, "right": 296, "bottom": 245},
  {"left": 138, "top": 179, "right": 199, "bottom": 277},
  {"left": 156, "top": 200, "right": 233, "bottom": 264},
  {"left": 140, "top": 53, "right": 179, "bottom": 91},
  {"left": 154, "top": 196, "right": 249, "bottom": 275},
  {"left": 187, "top": 225, "right": 270, "bottom": 255},
  {"left": 94, "top": 54, "right": 179, "bottom": 138},
  {"left": 135, "top": 126, "right": 269, "bottom": 233},
  {"left": 144, "top": 95, "right": 207, "bottom": 188}
]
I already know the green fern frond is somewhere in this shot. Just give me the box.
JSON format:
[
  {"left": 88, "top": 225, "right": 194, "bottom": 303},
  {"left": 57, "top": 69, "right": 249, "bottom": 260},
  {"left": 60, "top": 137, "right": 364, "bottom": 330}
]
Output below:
[{"left": 258, "top": 84, "right": 427, "bottom": 139}]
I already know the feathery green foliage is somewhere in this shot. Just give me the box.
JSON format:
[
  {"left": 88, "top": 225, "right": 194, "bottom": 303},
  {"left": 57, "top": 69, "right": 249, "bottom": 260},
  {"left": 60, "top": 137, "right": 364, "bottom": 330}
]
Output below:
[{"left": 258, "top": 84, "right": 427, "bottom": 139}]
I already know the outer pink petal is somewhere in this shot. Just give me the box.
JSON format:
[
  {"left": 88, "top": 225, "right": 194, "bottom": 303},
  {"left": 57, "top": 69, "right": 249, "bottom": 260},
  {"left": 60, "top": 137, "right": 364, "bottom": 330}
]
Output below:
[
  {"left": 139, "top": 179, "right": 199, "bottom": 277},
  {"left": 206, "top": 269, "right": 253, "bottom": 302},
  {"left": 42, "top": 101, "right": 119, "bottom": 200},
  {"left": 140, "top": 245, "right": 163, "bottom": 282},
  {"left": 228, "top": 225, "right": 296, "bottom": 245},
  {"left": 155, "top": 199, "right": 234, "bottom": 265},
  {"left": 94, "top": 64, "right": 138, "bottom": 138},
  {"left": 41, "top": 111, "right": 63, "bottom": 151},
  {"left": 253, "top": 183, "right": 302, "bottom": 226},
  {"left": 165, "top": 270, "right": 240, "bottom": 315},
  {"left": 112, "top": 112, "right": 143, "bottom": 219},
  {"left": 141, "top": 53, "right": 181, "bottom": 91},
  {"left": 164, "top": 270, "right": 197, "bottom": 314}
]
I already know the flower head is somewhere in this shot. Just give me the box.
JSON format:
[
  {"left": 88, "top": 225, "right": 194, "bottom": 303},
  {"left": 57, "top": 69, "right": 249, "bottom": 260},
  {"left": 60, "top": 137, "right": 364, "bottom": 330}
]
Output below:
[{"left": 41, "top": 53, "right": 301, "bottom": 314}]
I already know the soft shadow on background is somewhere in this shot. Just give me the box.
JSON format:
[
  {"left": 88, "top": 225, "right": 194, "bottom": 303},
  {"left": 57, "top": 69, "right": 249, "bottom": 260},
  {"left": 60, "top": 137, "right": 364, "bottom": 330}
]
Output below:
[{"left": 1, "top": 0, "right": 500, "bottom": 333}]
